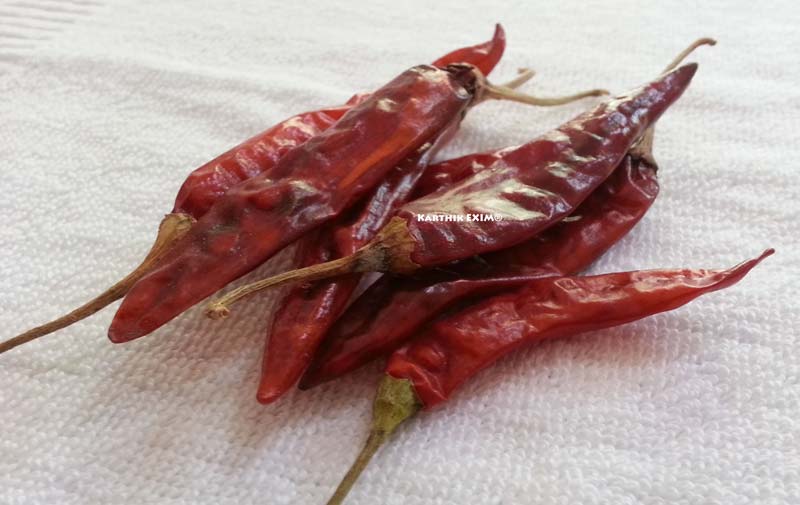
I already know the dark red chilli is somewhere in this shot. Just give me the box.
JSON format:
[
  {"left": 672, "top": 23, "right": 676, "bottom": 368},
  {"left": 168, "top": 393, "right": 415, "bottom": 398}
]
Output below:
[
  {"left": 109, "top": 64, "right": 484, "bottom": 342},
  {"left": 300, "top": 152, "right": 660, "bottom": 388}
]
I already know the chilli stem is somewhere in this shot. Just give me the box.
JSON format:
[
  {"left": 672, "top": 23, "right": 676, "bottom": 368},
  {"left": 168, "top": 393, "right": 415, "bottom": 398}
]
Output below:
[
  {"left": 325, "top": 431, "right": 386, "bottom": 505},
  {"left": 500, "top": 68, "right": 536, "bottom": 90},
  {"left": 484, "top": 80, "right": 608, "bottom": 106},
  {"left": 325, "top": 376, "right": 421, "bottom": 505},
  {"left": 0, "top": 213, "right": 194, "bottom": 355},
  {"left": 632, "top": 37, "right": 717, "bottom": 165},
  {"left": 205, "top": 216, "right": 418, "bottom": 320},
  {"left": 205, "top": 252, "right": 366, "bottom": 320},
  {"left": 662, "top": 37, "right": 716, "bottom": 74}
]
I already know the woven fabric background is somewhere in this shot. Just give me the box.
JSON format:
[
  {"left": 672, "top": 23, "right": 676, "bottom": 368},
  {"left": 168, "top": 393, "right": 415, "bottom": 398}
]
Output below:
[{"left": 1, "top": 1, "right": 798, "bottom": 503}]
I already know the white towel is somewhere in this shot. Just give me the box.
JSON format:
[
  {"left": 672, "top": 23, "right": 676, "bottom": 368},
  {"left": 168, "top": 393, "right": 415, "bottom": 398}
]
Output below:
[{"left": 1, "top": 1, "right": 798, "bottom": 504}]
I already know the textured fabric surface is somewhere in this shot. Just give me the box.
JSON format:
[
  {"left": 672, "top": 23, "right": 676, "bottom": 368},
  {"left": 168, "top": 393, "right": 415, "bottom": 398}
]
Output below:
[{"left": 1, "top": 1, "right": 798, "bottom": 504}]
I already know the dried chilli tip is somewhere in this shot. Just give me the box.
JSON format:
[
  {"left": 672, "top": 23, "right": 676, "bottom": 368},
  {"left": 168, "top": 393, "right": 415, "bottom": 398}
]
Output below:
[
  {"left": 116, "top": 64, "right": 605, "bottom": 342},
  {"left": 632, "top": 37, "right": 716, "bottom": 166},
  {"left": 326, "top": 250, "right": 774, "bottom": 504},
  {"left": 300, "top": 36, "right": 718, "bottom": 389},
  {"left": 432, "top": 23, "right": 506, "bottom": 76},
  {"left": 206, "top": 63, "right": 696, "bottom": 317},
  {"left": 1, "top": 26, "right": 513, "bottom": 353}
]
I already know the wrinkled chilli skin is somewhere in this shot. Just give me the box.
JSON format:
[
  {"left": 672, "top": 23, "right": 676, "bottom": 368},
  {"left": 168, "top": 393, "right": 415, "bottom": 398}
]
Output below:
[
  {"left": 202, "top": 64, "right": 697, "bottom": 315},
  {"left": 397, "top": 64, "right": 697, "bottom": 266},
  {"left": 171, "top": 105, "right": 354, "bottom": 218},
  {"left": 109, "top": 65, "right": 479, "bottom": 343},
  {"left": 171, "top": 25, "right": 506, "bottom": 219},
  {"left": 386, "top": 250, "right": 773, "bottom": 408},
  {"left": 300, "top": 156, "right": 659, "bottom": 388},
  {"left": 257, "top": 132, "right": 450, "bottom": 403},
  {"left": 257, "top": 30, "right": 507, "bottom": 403},
  {"left": 0, "top": 29, "right": 505, "bottom": 355},
  {"left": 410, "top": 148, "right": 511, "bottom": 199}
]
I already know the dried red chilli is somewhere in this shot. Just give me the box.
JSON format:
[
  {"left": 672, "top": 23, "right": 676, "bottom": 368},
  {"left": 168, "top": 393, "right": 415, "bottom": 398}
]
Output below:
[
  {"left": 171, "top": 103, "right": 359, "bottom": 219},
  {"left": 300, "top": 38, "right": 717, "bottom": 390},
  {"left": 324, "top": 250, "right": 774, "bottom": 504},
  {"left": 321, "top": 40, "right": 720, "bottom": 503},
  {"left": 259, "top": 72, "right": 533, "bottom": 403},
  {"left": 173, "top": 23, "right": 506, "bottom": 216},
  {"left": 257, "top": 59, "right": 511, "bottom": 404},
  {"left": 0, "top": 27, "right": 509, "bottom": 354},
  {"left": 258, "top": 31, "right": 523, "bottom": 403},
  {"left": 300, "top": 152, "right": 660, "bottom": 389},
  {"left": 174, "top": 25, "right": 509, "bottom": 218},
  {"left": 2, "top": 99, "right": 366, "bottom": 356},
  {"left": 206, "top": 63, "right": 696, "bottom": 316},
  {"left": 257, "top": 124, "right": 453, "bottom": 404},
  {"left": 109, "top": 62, "right": 605, "bottom": 342},
  {"left": 410, "top": 147, "right": 511, "bottom": 199}
]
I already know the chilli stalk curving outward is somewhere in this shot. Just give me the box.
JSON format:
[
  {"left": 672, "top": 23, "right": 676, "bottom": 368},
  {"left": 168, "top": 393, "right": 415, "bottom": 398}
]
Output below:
[
  {"left": 0, "top": 25, "right": 510, "bottom": 355},
  {"left": 324, "top": 250, "right": 773, "bottom": 504},
  {"left": 205, "top": 61, "right": 699, "bottom": 318}
]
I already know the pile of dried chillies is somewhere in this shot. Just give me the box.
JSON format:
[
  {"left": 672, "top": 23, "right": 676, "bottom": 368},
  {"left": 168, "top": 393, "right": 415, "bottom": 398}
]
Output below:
[{"left": 3, "top": 27, "right": 773, "bottom": 505}]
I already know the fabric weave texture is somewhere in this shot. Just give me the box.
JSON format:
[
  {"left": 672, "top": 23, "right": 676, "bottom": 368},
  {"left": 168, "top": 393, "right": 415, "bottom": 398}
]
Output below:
[{"left": 1, "top": 1, "right": 798, "bottom": 504}]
